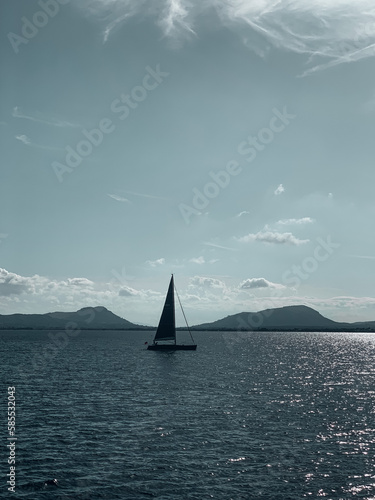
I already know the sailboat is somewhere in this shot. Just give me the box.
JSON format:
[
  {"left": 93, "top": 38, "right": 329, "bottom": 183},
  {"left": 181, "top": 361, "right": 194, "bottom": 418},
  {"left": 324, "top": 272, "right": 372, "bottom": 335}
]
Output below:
[{"left": 147, "top": 275, "right": 197, "bottom": 350}]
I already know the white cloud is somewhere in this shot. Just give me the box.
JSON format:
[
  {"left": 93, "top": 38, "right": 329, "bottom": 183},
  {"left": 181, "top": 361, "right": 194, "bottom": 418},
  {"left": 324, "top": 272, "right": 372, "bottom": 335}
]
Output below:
[
  {"left": 189, "top": 256, "right": 205, "bottom": 264},
  {"left": 2, "top": 268, "right": 375, "bottom": 324},
  {"left": 67, "top": 278, "right": 94, "bottom": 287},
  {"left": 146, "top": 258, "right": 165, "bottom": 267},
  {"left": 236, "top": 211, "right": 250, "bottom": 217},
  {"left": 119, "top": 286, "right": 139, "bottom": 296},
  {"left": 240, "top": 277, "right": 285, "bottom": 290},
  {"left": 0, "top": 269, "right": 33, "bottom": 296},
  {"left": 274, "top": 183, "right": 285, "bottom": 195},
  {"left": 158, "top": 0, "right": 196, "bottom": 39},
  {"left": 0, "top": 269, "right": 96, "bottom": 298},
  {"left": 237, "top": 230, "right": 309, "bottom": 245}
]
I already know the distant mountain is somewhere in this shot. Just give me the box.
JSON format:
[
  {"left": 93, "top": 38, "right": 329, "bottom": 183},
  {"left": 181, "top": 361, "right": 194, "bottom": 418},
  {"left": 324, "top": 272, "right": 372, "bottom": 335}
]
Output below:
[
  {"left": 191, "top": 305, "right": 375, "bottom": 331},
  {"left": 0, "top": 306, "right": 148, "bottom": 330}
]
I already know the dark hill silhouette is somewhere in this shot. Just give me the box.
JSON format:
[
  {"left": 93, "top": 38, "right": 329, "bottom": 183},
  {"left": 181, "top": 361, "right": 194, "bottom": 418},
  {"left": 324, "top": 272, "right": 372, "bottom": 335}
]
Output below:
[
  {"left": 191, "top": 305, "right": 361, "bottom": 331},
  {"left": 0, "top": 306, "right": 146, "bottom": 330}
]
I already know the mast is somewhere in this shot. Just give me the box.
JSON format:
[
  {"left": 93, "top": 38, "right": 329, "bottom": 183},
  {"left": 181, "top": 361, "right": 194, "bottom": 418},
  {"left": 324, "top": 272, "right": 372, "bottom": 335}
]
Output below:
[{"left": 172, "top": 274, "right": 176, "bottom": 345}]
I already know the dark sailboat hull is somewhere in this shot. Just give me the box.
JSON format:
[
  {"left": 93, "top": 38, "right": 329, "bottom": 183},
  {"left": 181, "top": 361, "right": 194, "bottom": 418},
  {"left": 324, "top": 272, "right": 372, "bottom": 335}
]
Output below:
[{"left": 147, "top": 344, "right": 197, "bottom": 351}]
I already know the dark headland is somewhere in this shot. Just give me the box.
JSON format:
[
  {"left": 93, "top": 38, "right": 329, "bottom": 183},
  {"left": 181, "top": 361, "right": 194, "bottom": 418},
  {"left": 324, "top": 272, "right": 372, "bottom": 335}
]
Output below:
[{"left": 0, "top": 305, "right": 374, "bottom": 332}]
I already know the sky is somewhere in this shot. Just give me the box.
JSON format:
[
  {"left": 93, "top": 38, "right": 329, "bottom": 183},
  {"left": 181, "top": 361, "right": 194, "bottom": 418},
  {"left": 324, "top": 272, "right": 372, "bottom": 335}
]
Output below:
[{"left": 1, "top": 0, "right": 375, "bottom": 326}]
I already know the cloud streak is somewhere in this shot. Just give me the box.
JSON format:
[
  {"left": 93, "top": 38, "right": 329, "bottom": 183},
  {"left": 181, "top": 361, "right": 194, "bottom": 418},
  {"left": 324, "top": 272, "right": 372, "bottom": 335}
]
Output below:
[
  {"left": 122, "top": 190, "right": 171, "bottom": 201},
  {"left": 203, "top": 242, "right": 236, "bottom": 251},
  {"left": 15, "top": 134, "right": 61, "bottom": 151},
  {"left": 348, "top": 254, "right": 375, "bottom": 260},
  {"left": 277, "top": 217, "right": 314, "bottom": 225},
  {"left": 108, "top": 194, "right": 131, "bottom": 203},
  {"left": 12, "top": 107, "right": 80, "bottom": 128},
  {"left": 103, "top": 12, "right": 131, "bottom": 43}
]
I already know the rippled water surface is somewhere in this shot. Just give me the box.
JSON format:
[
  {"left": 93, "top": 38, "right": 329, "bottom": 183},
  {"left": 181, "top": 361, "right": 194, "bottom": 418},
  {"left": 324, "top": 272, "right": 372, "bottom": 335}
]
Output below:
[{"left": 1, "top": 330, "right": 375, "bottom": 499}]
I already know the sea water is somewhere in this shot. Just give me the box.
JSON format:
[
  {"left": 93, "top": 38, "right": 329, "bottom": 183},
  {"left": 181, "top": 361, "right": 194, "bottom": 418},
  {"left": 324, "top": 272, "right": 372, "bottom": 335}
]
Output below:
[{"left": 1, "top": 330, "right": 375, "bottom": 499}]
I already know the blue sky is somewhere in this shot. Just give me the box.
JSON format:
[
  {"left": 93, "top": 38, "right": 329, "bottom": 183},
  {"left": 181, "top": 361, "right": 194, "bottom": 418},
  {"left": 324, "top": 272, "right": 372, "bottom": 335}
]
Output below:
[{"left": 1, "top": 0, "right": 375, "bottom": 326}]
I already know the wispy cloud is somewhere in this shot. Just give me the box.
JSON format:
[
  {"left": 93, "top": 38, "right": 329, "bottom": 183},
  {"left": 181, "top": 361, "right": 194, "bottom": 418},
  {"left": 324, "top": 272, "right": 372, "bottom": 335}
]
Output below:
[
  {"left": 277, "top": 217, "right": 314, "bottom": 225},
  {"left": 146, "top": 258, "right": 165, "bottom": 267},
  {"left": 103, "top": 13, "right": 131, "bottom": 43},
  {"left": 15, "top": 134, "right": 62, "bottom": 151},
  {"left": 203, "top": 242, "right": 236, "bottom": 251},
  {"left": 15, "top": 134, "right": 31, "bottom": 145},
  {"left": 12, "top": 106, "right": 80, "bottom": 128},
  {"left": 236, "top": 211, "right": 250, "bottom": 217},
  {"left": 158, "top": 0, "right": 197, "bottom": 39},
  {"left": 122, "top": 190, "right": 171, "bottom": 201},
  {"left": 237, "top": 230, "right": 309, "bottom": 246},
  {"left": 189, "top": 256, "right": 205, "bottom": 264},
  {"left": 107, "top": 194, "right": 131, "bottom": 203},
  {"left": 274, "top": 183, "right": 285, "bottom": 195},
  {"left": 302, "top": 41, "right": 375, "bottom": 77},
  {"left": 81, "top": 1, "right": 375, "bottom": 74}
]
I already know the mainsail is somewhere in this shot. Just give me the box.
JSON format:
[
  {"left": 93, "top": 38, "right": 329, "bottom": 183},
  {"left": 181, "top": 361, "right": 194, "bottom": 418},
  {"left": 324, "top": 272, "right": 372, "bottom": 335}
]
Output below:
[
  {"left": 153, "top": 275, "right": 176, "bottom": 342},
  {"left": 147, "top": 274, "right": 197, "bottom": 350}
]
